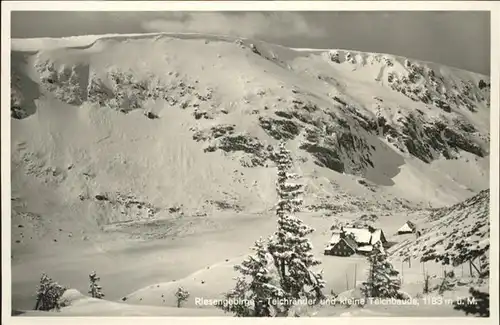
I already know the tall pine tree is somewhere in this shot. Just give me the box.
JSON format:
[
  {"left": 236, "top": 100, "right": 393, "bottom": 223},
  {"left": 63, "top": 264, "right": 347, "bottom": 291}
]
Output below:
[
  {"left": 361, "top": 242, "right": 401, "bottom": 299},
  {"left": 219, "top": 141, "right": 325, "bottom": 317},
  {"left": 266, "top": 141, "right": 325, "bottom": 314},
  {"left": 88, "top": 271, "right": 105, "bottom": 299}
]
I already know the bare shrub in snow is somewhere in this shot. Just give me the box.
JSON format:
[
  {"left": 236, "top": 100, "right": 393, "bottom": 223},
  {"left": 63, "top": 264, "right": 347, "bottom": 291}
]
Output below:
[
  {"left": 88, "top": 271, "right": 105, "bottom": 299},
  {"left": 174, "top": 287, "right": 190, "bottom": 308},
  {"left": 423, "top": 272, "right": 431, "bottom": 294},
  {"left": 437, "top": 270, "right": 455, "bottom": 295},
  {"left": 34, "top": 273, "right": 67, "bottom": 311}
]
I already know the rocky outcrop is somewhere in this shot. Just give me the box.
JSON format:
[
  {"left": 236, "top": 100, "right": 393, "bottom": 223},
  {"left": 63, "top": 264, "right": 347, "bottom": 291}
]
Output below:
[
  {"left": 400, "top": 114, "right": 486, "bottom": 163},
  {"left": 35, "top": 60, "right": 87, "bottom": 106},
  {"left": 300, "top": 142, "right": 345, "bottom": 173},
  {"left": 11, "top": 53, "right": 42, "bottom": 119},
  {"left": 386, "top": 59, "right": 489, "bottom": 113},
  {"left": 258, "top": 116, "right": 301, "bottom": 140},
  {"left": 92, "top": 192, "right": 160, "bottom": 225},
  {"left": 205, "top": 199, "right": 243, "bottom": 212},
  {"left": 202, "top": 133, "right": 272, "bottom": 167},
  {"left": 192, "top": 124, "right": 236, "bottom": 142}
]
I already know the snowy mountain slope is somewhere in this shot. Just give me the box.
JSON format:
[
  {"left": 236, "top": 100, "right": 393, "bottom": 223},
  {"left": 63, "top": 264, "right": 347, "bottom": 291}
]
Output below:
[
  {"left": 11, "top": 32, "right": 490, "bottom": 209},
  {"left": 10, "top": 31, "right": 491, "bottom": 250},
  {"left": 9, "top": 33, "right": 491, "bottom": 312},
  {"left": 392, "top": 189, "right": 490, "bottom": 274}
]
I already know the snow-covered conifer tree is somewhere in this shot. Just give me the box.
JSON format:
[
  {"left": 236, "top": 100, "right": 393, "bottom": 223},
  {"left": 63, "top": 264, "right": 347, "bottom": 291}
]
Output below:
[
  {"left": 218, "top": 277, "right": 253, "bottom": 316},
  {"left": 218, "top": 238, "right": 284, "bottom": 316},
  {"left": 174, "top": 287, "right": 190, "bottom": 308},
  {"left": 361, "top": 242, "right": 401, "bottom": 299},
  {"left": 34, "top": 273, "right": 67, "bottom": 311},
  {"left": 88, "top": 271, "right": 105, "bottom": 299},
  {"left": 220, "top": 141, "right": 324, "bottom": 317}
]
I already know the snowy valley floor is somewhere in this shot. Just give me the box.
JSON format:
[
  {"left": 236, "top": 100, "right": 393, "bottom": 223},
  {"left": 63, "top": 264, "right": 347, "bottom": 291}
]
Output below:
[{"left": 12, "top": 208, "right": 485, "bottom": 317}]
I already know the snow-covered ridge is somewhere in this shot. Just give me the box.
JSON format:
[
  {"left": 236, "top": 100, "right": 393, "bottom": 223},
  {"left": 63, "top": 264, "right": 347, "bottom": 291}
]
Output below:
[
  {"left": 11, "top": 32, "right": 230, "bottom": 51},
  {"left": 11, "top": 32, "right": 489, "bottom": 80},
  {"left": 11, "top": 32, "right": 273, "bottom": 53}
]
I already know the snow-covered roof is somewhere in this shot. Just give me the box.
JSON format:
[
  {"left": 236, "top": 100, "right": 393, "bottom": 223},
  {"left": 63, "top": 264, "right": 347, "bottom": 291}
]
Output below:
[
  {"left": 357, "top": 245, "right": 385, "bottom": 254},
  {"left": 371, "top": 229, "right": 384, "bottom": 243},
  {"left": 356, "top": 245, "right": 373, "bottom": 252},
  {"left": 328, "top": 233, "right": 341, "bottom": 245},
  {"left": 398, "top": 222, "right": 415, "bottom": 233},
  {"left": 343, "top": 237, "right": 359, "bottom": 250},
  {"left": 326, "top": 233, "right": 360, "bottom": 251},
  {"left": 330, "top": 226, "right": 385, "bottom": 245},
  {"left": 343, "top": 227, "right": 372, "bottom": 244}
]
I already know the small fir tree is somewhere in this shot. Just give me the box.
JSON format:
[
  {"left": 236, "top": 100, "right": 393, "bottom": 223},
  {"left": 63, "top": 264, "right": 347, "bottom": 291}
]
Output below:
[
  {"left": 88, "top": 271, "right": 105, "bottom": 299},
  {"left": 34, "top": 273, "right": 67, "bottom": 311},
  {"left": 174, "top": 287, "right": 190, "bottom": 308},
  {"left": 361, "top": 242, "right": 401, "bottom": 299}
]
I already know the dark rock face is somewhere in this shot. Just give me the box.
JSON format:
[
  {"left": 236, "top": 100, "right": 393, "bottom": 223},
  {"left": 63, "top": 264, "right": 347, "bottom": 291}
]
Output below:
[
  {"left": 206, "top": 200, "right": 242, "bottom": 212},
  {"left": 398, "top": 114, "right": 487, "bottom": 163},
  {"left": 335, "top": 87, "right": 488, "bottom": 164},
  {"left": 95, "top": 194, "right": 109, "bottom": 201},
  {"left": 478, "top": 79, "right": 490, "bottom": 90},
  {"left": 11, "top": 53, "right": 42, "bottom": 119},
  {"left": 386, "top": 59, "right": 490, "bottom": 114},
  {"left": 11, "top": 105, "right": 29, "bottom": 119},
  {"left": 201, "top": 133, "right": 271, "bottom": 167},
  {"left": 192, "top": 124, "right": 235, "bottom": 142},
  {"left": 299, "top": 142, "right": 345, "bottom": 173},
  {"left": 328, "top": 50, "right": 341, "bottom": 64},
  {"left": 145, "top": 112, "right": 159, "bottom": 119},
  {"left": 291, "top": 98, "right": 319, "bottom": 113},
  {"left": 274, "top": 110, "right": 293, "bottom": 119},
  {"left": 210, "top": 124, "right": 235, "bottom": 138},
  {"left": 217, "top": 134, "right": 265, "bottom": 155},
  {"left": 258, "top": 117, "right": 301, "bottom": 140},
  {"left": 86, "top": 68, "right": 216, "bottom": 115},
  {"left": 34, "top": 60, "right": 89, "bottom": 106}
]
